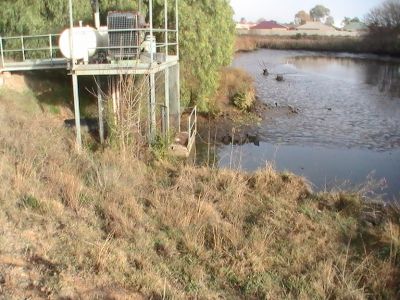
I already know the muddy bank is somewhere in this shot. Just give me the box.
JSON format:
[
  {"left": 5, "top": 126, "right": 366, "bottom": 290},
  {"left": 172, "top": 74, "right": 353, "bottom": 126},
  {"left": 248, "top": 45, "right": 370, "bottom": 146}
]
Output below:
[{"left": 196, "top": 99, "right": 299, "bottom": 146}]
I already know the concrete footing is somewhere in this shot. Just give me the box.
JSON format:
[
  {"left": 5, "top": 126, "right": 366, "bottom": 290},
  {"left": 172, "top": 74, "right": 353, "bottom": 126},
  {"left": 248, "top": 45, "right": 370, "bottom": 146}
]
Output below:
[{"left": 0, "top": 72, "right": 11, "bottom": 88}]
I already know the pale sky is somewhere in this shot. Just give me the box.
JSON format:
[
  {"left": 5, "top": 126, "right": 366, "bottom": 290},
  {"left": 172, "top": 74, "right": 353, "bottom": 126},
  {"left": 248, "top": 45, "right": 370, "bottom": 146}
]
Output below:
[{"left": 230, "top": 0, "right": 384, "bottom": 26}]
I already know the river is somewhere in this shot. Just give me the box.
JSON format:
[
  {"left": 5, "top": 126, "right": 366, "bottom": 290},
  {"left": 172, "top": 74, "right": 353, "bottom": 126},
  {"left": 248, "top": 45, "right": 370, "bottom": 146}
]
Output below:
[{"left": 216, "top": 49, "right": 400, "bottom": 201}]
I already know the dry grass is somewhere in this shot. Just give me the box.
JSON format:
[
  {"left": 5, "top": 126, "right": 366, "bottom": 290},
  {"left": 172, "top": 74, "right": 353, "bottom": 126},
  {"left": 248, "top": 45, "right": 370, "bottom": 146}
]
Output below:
[
  {"left": 0, "top": 78, "right": 399, "bottom": 299},
  {"left": 235, "top": 35, "right": 400, "bottom": 55},
  {"left": 215, "top": 67, "right": 256, "bottom": 112}
]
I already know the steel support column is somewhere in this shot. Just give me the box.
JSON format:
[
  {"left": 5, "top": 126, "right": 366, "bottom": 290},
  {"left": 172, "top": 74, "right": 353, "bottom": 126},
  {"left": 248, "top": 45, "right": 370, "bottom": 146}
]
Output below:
[
  {"left": 164, "top": 67, "right": 170, "bottom": 139},
  {"left": 72, "top": 74, "right": 82, "bottom": 151},
  {"left": 97, "top": 76, "right": 105, "bottom": 144},
  {"left": 149, "top": 73, "right": 156, "bottom": 142}
]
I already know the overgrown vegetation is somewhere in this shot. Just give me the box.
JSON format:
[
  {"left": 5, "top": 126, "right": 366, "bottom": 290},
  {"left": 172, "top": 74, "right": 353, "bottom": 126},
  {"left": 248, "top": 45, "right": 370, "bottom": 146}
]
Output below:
[
  {"left": 0, "top": 71, "right": 399, "bottom": 299},
  {"left": 0, "top": 0, "right": 235, "bottom": 113},
  {"left": 235, "top": 34, "right": 400, "bottom": 56},
  {"left": 365, "top": 0, "right": 400, "bottom": 55},
  {"left": 218, "top": 67, "right": 255, "bottom": 111}
]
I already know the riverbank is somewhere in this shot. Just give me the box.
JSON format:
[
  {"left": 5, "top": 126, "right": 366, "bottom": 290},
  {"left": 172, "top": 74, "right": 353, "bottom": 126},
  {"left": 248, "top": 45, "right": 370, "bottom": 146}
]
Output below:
[
  {"left": 197, "top": 66, "right": 299, "bottom": 146},
  {"left": 0, "top": 73, "right": 399, "bottom": 299},
  {"left": 236, "top": 35, "right": 400, "bottom": 56}
]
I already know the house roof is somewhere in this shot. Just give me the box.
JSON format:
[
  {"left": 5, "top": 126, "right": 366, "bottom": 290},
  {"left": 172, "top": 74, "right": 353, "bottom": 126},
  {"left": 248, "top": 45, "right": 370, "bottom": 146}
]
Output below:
[
  {"left": 251, "top": 21, "right": 287, "bottom": 30},
  {"left": 296, "top": 21, "right": 337, "bottom": 31},
  {"left": 343, "top": 22, "right": 368, "bottom": 32}
]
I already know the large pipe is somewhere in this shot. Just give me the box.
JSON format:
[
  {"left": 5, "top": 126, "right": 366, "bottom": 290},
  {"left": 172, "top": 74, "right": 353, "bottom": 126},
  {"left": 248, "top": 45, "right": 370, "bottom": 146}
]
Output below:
[
  {"left": 68, "top": 0, "right": 75, "bottom": 66},
  {"left": 94, "top": 0, "right": 100, "bottom": 29}
]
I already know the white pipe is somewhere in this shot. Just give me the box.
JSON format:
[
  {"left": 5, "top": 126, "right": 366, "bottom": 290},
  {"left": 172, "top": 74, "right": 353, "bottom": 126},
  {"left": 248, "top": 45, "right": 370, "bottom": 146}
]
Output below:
[
  {"left": 165, "top": 0, "right": 168, "bottom": 56},
  {"left": 149, "top": 0, "right": 154, "bottom": 63},
  {"left": 175, "top": 0, "right": 179, "bottom": 58},
  {"left": 68, "top": 0, "right": 75, "bottom": 66}
]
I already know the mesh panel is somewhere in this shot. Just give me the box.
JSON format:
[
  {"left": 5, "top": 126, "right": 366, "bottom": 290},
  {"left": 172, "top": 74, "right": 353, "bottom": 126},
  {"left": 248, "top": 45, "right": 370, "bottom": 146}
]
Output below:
[{"left": 107, "top": 12, "right": 140, "bottom": 59}]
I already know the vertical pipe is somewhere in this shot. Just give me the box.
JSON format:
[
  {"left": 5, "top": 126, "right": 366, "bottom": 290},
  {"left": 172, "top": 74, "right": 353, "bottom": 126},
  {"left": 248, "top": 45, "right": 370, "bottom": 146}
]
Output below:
[
  {"left": 68, "top": 0, "right": 75, "bottom": 67},
  {"left": 149, "top": 73, "right": 156, "bottom": 142},
  {"left": 175, "top": 0, "right": 179, "bottom": 58},
  {"left": 188, "top": 110, "right": 191, "bottom": 141},
  {"left": 72, "top": 74, "right": 82, "bottom": 151},
  {"left": 97, "top": 76, "right": 105, "bottom": 144},
  {"left": 49, "top": 35, "right": 53, "bottom": 60},
  {"left": 0, "top": 37, "right": 5, "bottom": 68},
  {"left": 116, "top": 76, "right": 120, "bottom": 123},
  {"left": 164, "top": 0, "right": 168, "bottom": 57},
  {"left": 94, "top": 0, "right": 100, "bottom": 29},
  {"left": 176, "top": 63, "right": 181, "bottom": 131},
  {"left": 164, "top": 67, "right": 170, "bottom": 140},
  {"left": 21, "top": 36, "right": 25, "bottom": 61},
  {"left": 112, "top": 76, "right": 117, "bottom": 124},
  {"left": 149, "top": 0, "right": 154, "bottom": 64}
]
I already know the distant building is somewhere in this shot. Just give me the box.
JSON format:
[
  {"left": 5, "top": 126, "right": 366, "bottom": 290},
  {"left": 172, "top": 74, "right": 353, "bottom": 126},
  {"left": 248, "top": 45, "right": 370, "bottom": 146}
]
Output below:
[
  {"left": 249, "top": 20, "right": 288, "bottom": 35},
  {"left": 251, "top": 21, "right": 288, "bottom": 30},
  {"left": 236, "top": 22, "right": 257, "bottom": 35},
  {"left": 296, "top": 21, "right": 337, "bottom": 33},
  {"left": 343, "top": 21, "right": 368, "bottom": 33}
]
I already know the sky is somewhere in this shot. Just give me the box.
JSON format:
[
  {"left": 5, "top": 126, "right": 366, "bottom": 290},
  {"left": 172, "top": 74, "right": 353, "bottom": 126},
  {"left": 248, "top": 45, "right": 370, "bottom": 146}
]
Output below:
[{"left": 230, "top": 0, "right": 384, "bottom": 27}]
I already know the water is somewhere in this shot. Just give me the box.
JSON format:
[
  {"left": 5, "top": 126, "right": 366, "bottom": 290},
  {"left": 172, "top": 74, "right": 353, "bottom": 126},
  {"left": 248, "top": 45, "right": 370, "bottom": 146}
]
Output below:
[{"left": 217, "top": 50, "right": 400, "bottom": 201}]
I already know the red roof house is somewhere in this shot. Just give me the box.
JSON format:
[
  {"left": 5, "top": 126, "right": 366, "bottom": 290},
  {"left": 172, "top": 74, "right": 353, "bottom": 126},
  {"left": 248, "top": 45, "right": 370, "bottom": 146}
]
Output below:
[{"left": 251, "top": 21, "right": 288, "bottom": 30}]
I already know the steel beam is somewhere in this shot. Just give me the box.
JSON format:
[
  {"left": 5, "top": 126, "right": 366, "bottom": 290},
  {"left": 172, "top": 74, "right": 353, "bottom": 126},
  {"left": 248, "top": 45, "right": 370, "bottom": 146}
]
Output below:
[
  {"left": 149, "top": 73, "right": 156, "bottom": 142},
  {"left": 165, "top": 0, "right": 168, "bottom": 56},
  {"left": 1, "top": 37, "right": 6, "bottom": 68},
  {"left": 164, "top": 67, "right": 170, "bottom": 139},
  {"left": 72, "top": 74, "right": 82, "bottom": 151},
  {"left": 97, "top": 76, "right": 105, "bottom": 144},
  {"left": 175, "top": 0, "right": 179, "bottom": 57}
]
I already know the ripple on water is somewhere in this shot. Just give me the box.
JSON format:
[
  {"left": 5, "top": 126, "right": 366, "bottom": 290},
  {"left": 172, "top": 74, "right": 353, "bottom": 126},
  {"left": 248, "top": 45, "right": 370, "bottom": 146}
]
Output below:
[{"left": 222, "top": 50, "right": 400, "bottom": 200}]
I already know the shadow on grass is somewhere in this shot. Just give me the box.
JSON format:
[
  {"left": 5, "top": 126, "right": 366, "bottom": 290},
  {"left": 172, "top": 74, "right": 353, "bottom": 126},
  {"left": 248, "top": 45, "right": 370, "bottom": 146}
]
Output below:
[{"left": 22, "top": 70, "right": 98, "bottom": 118}]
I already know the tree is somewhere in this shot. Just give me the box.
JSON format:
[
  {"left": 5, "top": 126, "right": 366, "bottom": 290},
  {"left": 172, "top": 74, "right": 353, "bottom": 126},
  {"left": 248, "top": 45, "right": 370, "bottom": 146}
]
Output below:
[
  {"left": 295, "top": 10, "right": 311, "bottom": 25},
  {"left": 309, "top": 5, "right": 330, "bottom": 22},
  {"left": 325, "top": 16, "right": 335, "bottom": 26},
  {"left": 153, "top": 0, "right": 235, "bottom": 110},
  {"left": 364, "top": 0, "right": 400, "bottom": 53},
  {"left": 342, "top": 17, "right": 352, "bottom": 26},
  {"left": 256, "top": 18, "right": 266, "bottom": 24},
  {"left": 365, "top": 0, "right": 400, "bottom": 33},
  {"left": 342, "top": 17, "right": 361, "bottom": 26}
]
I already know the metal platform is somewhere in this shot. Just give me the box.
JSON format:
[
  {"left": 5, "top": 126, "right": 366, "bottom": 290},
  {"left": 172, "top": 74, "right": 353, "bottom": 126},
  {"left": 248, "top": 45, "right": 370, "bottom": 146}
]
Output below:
[
  {"left": 73, "top": 56, "right": 178, "bottom": 76},
  {"left": 0, "top": 58, "right": 67, "bottom": 72},
  {"left": 0, "top": 0, "right": 189, "bottom": 152}
]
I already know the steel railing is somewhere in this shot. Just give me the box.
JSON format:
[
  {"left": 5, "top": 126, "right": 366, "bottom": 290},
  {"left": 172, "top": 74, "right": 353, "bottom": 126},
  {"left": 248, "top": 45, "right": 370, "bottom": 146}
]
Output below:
[
  {"left": 0, "top": 27, "right": 179, "bottom": 70},
  {"left": 0, "top": 34, "right": 62, "bottom": 64},
  {"left": 187, "top": 106, "right": 197, "bottom": 149}
]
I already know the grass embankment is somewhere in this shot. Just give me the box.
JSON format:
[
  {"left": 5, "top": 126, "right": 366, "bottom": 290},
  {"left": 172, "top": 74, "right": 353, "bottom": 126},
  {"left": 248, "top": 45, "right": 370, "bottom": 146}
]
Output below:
[
  {"left": 236, "top": 35, "right": 400, "bottom": 56},
  {"left": 215, "top": 67, "right": 256, "bottom": 112},
  {"left": 0, "top": 76, "right": 399, "bottom": 299}
]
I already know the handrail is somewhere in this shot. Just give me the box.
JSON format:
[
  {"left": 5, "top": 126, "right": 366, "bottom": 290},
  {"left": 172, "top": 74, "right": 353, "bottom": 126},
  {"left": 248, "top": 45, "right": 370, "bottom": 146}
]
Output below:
[
  {"left": 0, "top": 27, "right": 178, "bottom": 67},
  {"left": 188, "top": 106, "right": 197, "bottom": 145}
]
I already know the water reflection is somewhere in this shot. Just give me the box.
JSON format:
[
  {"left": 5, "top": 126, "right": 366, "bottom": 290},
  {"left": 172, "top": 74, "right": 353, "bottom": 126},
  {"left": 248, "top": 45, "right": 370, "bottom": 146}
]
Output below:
[
  {"left": 292, "top": 56, "right": 400, "bottom": 98},
  {"left": 231, "top": 50, "right": 400, "bottom": 151},
  {"left": 213, "top": 50, "right": 400, "bottom": 200}
]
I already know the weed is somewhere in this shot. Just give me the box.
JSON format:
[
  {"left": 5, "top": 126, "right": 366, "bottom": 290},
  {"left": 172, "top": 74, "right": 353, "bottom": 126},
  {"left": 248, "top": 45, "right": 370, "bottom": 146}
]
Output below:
[{"left": 19, "top": 194, "right": 41, "bottom": 210}]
